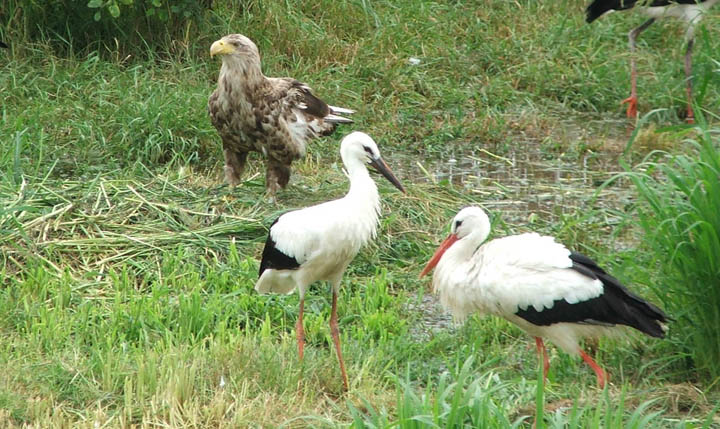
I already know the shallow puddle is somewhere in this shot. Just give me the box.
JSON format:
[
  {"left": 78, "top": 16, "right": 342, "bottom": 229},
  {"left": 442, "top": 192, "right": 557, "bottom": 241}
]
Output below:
[{"left": 392, "top": 118, "right": 635, "bottom": 225}]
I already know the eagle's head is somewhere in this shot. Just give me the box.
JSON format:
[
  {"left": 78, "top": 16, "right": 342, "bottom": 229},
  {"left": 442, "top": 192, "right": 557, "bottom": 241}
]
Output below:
[{"left": 210, "top": 34, "right": 261, "bottom": 67}]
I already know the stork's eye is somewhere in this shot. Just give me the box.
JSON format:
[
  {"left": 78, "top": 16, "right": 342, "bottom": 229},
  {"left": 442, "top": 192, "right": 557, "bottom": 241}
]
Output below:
[
  {"left": 455, "top": 220, "right": 463, "bottom": 230},
  {"left": 363, "top": 146, "right": 374, "bottom": 156}
]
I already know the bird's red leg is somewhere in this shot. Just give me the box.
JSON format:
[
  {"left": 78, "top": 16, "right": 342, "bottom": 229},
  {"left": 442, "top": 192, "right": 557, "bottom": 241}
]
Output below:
[
  {"left": 579, "top": 349, "right": 607, "bottom": 388},
  {"left": 623, "top": 19, "right": 655, "bottom": 119},
  {"left": 535, "top": 337, "right": 550, "bottom": 381},
  {"left": 296, "top": 297, "right": 305, "bottom": 361},
  {"left": 684, "top": 38, "right": 695, "bottom": 124},
  {"left": 330, "top": 289, "right": 349, "bottom": 391}
]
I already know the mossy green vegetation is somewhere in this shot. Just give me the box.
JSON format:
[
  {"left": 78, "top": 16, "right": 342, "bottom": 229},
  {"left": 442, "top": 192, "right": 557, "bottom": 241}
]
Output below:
[{"left": 1, "top": 0, "right": 719, "bottom": 427}]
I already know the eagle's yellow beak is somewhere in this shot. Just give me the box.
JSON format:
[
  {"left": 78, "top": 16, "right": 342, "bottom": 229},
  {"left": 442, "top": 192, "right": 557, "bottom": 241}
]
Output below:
[{"left": 210, "top": 40, "right": 234, "bottom": 57}]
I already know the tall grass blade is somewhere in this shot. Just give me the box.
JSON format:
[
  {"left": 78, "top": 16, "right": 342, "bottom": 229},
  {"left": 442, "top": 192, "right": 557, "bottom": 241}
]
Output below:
[{"left": 626, "top": 120, "right": 720, "bottom": 379}]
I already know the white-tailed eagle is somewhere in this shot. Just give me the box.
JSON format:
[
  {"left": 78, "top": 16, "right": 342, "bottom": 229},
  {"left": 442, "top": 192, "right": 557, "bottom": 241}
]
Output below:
[{"left": 208, "top": 34, "right": 354, "bottom": 199}]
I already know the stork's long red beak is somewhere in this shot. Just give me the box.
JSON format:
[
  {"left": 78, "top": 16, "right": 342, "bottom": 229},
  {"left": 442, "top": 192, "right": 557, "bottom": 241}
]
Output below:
[{"left": 419, "top": 234, "right": 458, "bottom": 278}]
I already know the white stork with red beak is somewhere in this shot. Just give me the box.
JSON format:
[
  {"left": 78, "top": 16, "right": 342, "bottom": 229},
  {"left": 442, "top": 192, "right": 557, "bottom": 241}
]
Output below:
[
  {"left": 420, "top": 206, "right": 668, "bottom": 387},
  {"left": 254, "top": 131, "right": 405, "bottom": 391}
]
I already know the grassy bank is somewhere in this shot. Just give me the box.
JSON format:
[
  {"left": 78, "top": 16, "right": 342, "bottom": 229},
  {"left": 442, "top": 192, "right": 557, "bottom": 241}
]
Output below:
[{"left": 1, "top": 0, "right": 719, "bottom": 427}]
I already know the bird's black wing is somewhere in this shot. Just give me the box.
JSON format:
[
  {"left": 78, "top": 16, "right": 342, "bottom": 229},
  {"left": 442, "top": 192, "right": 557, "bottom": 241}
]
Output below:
[
  {"left": 515, "top": 252, "right": 668, "bottom": 337},
  {"left": 586, "top": 0, "right": 638, "bottom": 23},
  {"left": 585, "top": 0, "right": 697, "bottom": 23},
  {"left": 258, "top": 216, "right": 301, "bottom": 277},
  {"left": 515, "top": 292, "right": 619, "bottom": 328}
]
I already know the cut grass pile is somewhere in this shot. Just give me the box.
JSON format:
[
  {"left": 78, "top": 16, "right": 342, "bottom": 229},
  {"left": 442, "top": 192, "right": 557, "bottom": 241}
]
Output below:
[{"left": 1, "top": 0, "right": 719, "bottom": 427}]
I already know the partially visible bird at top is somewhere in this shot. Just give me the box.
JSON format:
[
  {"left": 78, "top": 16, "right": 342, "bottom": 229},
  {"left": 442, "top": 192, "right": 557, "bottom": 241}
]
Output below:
[
  {"left": 585, "top": 0, "right": 719, "bottom": 123},
  {"left": 420, "top": 206, "right": 668, "bottom": 388},
  {"left": 208, "top": 34, "right": 355, "bottom": 201},
  {"left": 255, "top": 131, "right": 405, "bottom": 391}
]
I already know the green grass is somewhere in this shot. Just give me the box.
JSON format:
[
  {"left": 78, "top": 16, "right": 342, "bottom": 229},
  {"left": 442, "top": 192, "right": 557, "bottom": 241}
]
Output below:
[
  {"left": 1, "top": 0, "right": 720, "bottom": 427},
  {"left": 625, "top": 114, "right": 720, "bottom": 384}
]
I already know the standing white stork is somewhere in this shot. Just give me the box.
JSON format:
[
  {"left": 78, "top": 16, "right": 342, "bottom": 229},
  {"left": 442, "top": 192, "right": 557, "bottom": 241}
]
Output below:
[
  {"left": 420, "top": 207, "right": 668, "bottom": 387},
  {"left": 586, "top": 0, "right": 719, "bottom": 123},
  {"left": 254, "top": 131, "right": 405, "bottom": 390}
]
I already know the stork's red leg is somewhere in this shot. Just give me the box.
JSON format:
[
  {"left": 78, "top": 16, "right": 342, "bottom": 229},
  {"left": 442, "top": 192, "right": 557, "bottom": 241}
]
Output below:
[
  {"left": 579, "top": 349, "right": 607, "bottom": 388},
  {"left": 296, "top": 297, "right": 305, "bottom": 361},
  {"left": 532, "top": 340, "right": 549, "bottom": 429},
  {"left": 684, "top": 38, "right": 695, "bottom": 124},
  {"left": 623, "top": 19, "right": 655, "bottom": 119},
  {"left": 535, "top": 337, "right": 550, "bottom": 381},
  {"left": 330, "top": 289, "right": 349, "bottom": 391}
]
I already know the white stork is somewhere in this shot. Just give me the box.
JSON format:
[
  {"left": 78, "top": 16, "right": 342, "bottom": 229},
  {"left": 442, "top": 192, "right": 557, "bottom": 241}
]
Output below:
[
  {"left": 254, "top": 131, "right": 405, "bottom": 390},
  {"left": 420, "top": 207, "right": 668, "bottom": 387},
  {"left": 586, "top": 0, "right": 719, "bottom": 123}
]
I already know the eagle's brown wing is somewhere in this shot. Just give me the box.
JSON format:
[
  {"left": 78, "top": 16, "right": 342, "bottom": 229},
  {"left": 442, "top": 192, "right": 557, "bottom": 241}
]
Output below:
[
  {"left": 288, "top": 80, "right": 331, "bottom": 119},
  {"left": 265, "top": 78, "right": 330, "bottom": 120},
  {"left": 255, "top": 78, "right": 337, "bottom": 160}
]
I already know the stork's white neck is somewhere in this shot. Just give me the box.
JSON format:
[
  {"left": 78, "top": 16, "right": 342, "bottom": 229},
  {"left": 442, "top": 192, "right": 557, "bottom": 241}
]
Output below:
[
  {"left": 336, "top": 158, "right": 381, "bottom": 242},
  {"left": 435, "top": 227, "right": 490, "bottom": 278},
  {"left": 345, "top": 161, "right": 380, "bottom": 211},
  {"left": 452, "top": 229, "right": 489, "bottom": 263}
]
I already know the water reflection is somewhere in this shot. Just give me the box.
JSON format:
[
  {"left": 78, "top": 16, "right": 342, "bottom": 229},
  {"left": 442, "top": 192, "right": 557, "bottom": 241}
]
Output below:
[{"left": 392, "top": 142, "right": 633, "bottom": 225}]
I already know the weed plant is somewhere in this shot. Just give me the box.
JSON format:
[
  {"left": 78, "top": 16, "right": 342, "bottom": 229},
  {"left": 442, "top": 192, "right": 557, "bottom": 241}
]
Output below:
[
  {"left": 349, "top": 355, "right": 720, "bottom": 428},
  {"left": 627, "top": 117, "right": 720, "bottom": 382},
  {"left": 1, "top": 0, "right": 211, "bottom": 55}
]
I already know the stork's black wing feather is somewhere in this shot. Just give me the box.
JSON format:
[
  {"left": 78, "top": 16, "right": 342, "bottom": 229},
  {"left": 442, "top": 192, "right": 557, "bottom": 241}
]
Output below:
[
  {"left": 585, "top": 0, "right": 702, "bottom": 23},
  {"left": 515, "top": 291, "right": 620, "bottom": 328},
  {"left": 515, "top": 252, "right": 668, "bottom": 338},
  {"left": 258, "top": 216, "right": 300, "bottom": 277}
]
